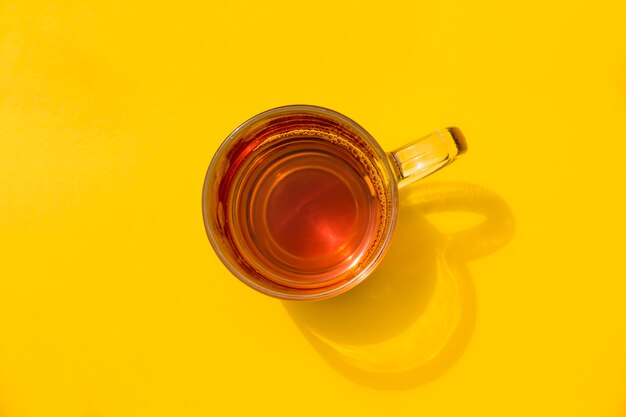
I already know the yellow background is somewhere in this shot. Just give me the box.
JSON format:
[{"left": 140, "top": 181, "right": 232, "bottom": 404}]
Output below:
[{"left": 2, "top": 0, "right": 626, "bottom": 416}]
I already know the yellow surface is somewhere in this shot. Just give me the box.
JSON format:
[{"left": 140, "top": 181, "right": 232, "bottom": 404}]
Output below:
[{"left": 1, "top": 1, "right": 626, "bottom": 416}]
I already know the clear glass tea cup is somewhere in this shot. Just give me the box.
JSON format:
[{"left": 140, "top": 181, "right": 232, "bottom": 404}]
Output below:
[{"left": 202, "top": 105, "right": 466, "bottom": 300}]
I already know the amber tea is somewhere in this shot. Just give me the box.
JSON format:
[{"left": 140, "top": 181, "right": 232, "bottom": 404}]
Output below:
[{"left": 219, "top": 131, "right": 389, "bottom": 289}]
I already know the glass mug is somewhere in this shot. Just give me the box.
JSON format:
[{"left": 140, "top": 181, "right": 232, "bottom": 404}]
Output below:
[{"left": 202, "top": 105, "right": 467, "bottom": 300}]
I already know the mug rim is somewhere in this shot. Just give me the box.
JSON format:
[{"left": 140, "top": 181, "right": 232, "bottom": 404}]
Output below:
[{"left": 202, "top": 104, "right": 399, "bottom": 300}]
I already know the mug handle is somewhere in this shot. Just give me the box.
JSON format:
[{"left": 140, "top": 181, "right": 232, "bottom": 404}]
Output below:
[{"left": 388, "top": 127, "right": 468, "bottom": 189}]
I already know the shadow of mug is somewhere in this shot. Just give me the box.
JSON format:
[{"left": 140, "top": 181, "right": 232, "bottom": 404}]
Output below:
[{"left": 283, "top": 182, "right": 515, "bottom": 389}]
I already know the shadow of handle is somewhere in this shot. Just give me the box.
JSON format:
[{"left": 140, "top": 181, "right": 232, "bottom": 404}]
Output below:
[{"left": 402, "top": 182, "right": 515, "bottom": 261}]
